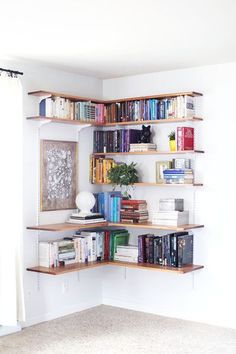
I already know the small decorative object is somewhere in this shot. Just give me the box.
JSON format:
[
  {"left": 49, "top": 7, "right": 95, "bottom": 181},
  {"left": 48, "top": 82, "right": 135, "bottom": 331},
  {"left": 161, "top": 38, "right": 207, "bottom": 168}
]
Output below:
[
  {"left": 156, "top": 161, "right": 172, "bottom": 183},
  {"left": 40, "top": 140, "right": 77, "bottom": 211},
  {"left": 107, "top": 162, "right": 139, "bottom": 199},
  {"left": 75, "top": 191, "right": 96, "bottom": 216},
  {"left": 139, "top": 125, "right": 152, "bottom": 143},
  {"left": 168, "top": 131, "right": 176, "bottom": 151}
]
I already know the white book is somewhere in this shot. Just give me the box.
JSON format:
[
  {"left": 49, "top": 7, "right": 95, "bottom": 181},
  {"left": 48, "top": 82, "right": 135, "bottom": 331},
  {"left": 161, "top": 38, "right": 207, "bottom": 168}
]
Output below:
[
  {"left": 152, "top": 211, "right": 189, "bottom": 221},
  {"left": 114, "top": 255, "right": 138, "bottom": 263},
  {"left": 152, "top": 219, "right": 188, "bottom": 226}
]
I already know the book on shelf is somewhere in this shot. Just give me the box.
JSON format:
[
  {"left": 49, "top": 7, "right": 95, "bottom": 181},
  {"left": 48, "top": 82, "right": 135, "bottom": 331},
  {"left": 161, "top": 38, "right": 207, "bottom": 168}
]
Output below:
[
  {"left": 39, "top": 96, "right": 105, "bottom": 123},
  {"left": 114, "top": 245, "right": 138, "bottom": 263},
  {"left": 177, "top": 127, "right": 194, "bottom": 151},
  {"left": 138, "top": 232, "right": 193, "bottom": 267},
  {"left": 129, "top": 143, "right": 157, "bottom": 152},
  {"left": 120, "top": 199, "right": 149, "bottom": 223},
  {"left": 163, "top": 169, "right": 194, "bottom": 184},
  {"left": 89, "top": 156, "right": 116, "bottom": 184},
  {"left": 93, "top": 129, "right": 141, "bottom": 153},
  {"left": 39, "top": 229, "right": 130, "bottom": 267},
  {"left": 104, "top": 95, "right": 195, "bottom": 124},
  {"left": 70, "top": 213, "right": 104, "bottom": 220},
  {"left": 159, "top": 198, "right": 184, "bottom": 212},
  {"left": 152, "top": 211, "right": 189, "bottom": 226},
  {"left": 93, "top": 191, "right": 122, "bottom": 222}
]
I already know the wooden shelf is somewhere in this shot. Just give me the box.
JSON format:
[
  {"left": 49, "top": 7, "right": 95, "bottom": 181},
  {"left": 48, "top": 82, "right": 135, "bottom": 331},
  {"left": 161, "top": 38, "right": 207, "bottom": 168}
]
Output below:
[
  {"left": 108, "top": 222, "right": 204, "bottom": 231},
  {"left": 27, "top": 222, "right": 204, "bottom": 232},
  {"left": 103, "top": 117, "right": 203, "bottom": 126},
  {"left": 28, "top": 90, "right": 202, "bottom": 104},
  {"left": 28, "top": 90, "right": 104, "bottom": 103},
  {"left": 27, "top": 116, "right": 103, "bottom": 126},
  {"left": 93, "top": 150, "right": 204, "bottom": 156},
  {"left": 27, "top": 222, "right": 108, "bottom": 232},
  {"left": 108, "top": 261, "right": 204, "bottom": 274},
  {"left": 27, "top": 116, "right": 203, "bottom": 127},
  {"left": 26, "top": 260, "right": 203, "bottom": 275},
  {"left": 95, "top": 182, "right": 203, "bottom": 187}
]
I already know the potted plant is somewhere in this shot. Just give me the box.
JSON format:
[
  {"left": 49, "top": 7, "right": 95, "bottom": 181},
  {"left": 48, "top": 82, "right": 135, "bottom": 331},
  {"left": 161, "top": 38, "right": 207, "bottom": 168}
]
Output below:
[
  {"left": 168, "top": 131, "right": 176, "bottom": 151},
  {"left": 107, "top": 162, "right": 139, "bottom": 199}
]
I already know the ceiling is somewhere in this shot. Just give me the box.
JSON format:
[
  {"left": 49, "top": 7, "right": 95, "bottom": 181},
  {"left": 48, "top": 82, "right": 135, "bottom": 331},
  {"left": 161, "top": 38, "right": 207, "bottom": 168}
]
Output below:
[{"left": 1, "top": 0, "right": 236, "bottom": 79}]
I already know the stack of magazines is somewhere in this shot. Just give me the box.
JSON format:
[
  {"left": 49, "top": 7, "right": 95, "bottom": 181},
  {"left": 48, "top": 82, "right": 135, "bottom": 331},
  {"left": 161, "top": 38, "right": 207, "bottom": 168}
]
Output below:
[{"left": 67, "top": 213, "right": 106, "bottom": 224}]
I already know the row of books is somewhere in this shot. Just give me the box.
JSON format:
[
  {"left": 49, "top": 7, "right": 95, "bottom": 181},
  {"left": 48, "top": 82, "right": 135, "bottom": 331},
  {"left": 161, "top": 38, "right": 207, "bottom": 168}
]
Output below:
[
  {"left": 39, "top": 229, "right": 129, "bottom": 268},
  {"left": 89, "top": 156, "right": 115, "bottom": 184},
  {"left": 163, "top": 169, "right": 194, "bottom": 184},
  {"left": 93, "top": 192, "right": 122, "bottom": 222},
  {"left": 39, "top": 97, "right": 104, "bottom": 122},
  {"left": 138, "top": 232, "right": 193, "bottom": 267},
  {"left": 93, "top": 129, "right": 141, "bottom": 153},
  {"left": 74, "top": 102, "right": 104, "bottom": 122},
  {"left": 120, "top": 199, "right": 149, "bottom": 224},
  {"left": 104, "top": 96, "right": 195, "bottom": 123}
]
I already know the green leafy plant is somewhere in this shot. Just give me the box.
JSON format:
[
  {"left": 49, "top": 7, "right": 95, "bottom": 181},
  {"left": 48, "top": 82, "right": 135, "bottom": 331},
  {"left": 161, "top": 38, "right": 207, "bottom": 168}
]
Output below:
[
  {"left": 168, "top": 131, "right": 175, "bottom": 141},
  {"left": 107, "top": 162, "right": 139, "bottom": 199}
]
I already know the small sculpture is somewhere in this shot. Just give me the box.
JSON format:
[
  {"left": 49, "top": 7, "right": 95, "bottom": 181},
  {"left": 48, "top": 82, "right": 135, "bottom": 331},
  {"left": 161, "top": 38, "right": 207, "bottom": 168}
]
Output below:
[{"left": 139, "top": 125, "right": 152, "bottom": 143}]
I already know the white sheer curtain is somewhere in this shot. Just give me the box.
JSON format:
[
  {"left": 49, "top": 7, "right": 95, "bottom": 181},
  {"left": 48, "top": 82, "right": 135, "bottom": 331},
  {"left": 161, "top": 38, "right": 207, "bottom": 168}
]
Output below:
[{"left": 0, "top": 73, "right": 25, "bottom": 326}]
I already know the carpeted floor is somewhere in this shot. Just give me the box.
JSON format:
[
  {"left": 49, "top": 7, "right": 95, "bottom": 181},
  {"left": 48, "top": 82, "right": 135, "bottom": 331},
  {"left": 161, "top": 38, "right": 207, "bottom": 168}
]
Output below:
[{"left": 0, "top": 305, "right": 236, "bottom": 354}]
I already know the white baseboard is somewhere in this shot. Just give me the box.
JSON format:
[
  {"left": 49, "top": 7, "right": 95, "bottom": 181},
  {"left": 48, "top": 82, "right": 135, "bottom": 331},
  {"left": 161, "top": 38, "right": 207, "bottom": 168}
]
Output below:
[
  {"left": 24, "top": 299, "right": 102, "bottom": 327},
  {"left": 0, "top": 324, "right": 21, "bottom": 337}
]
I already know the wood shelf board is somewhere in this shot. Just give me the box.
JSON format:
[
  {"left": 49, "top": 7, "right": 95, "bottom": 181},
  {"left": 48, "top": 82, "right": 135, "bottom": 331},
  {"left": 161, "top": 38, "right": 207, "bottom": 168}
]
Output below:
[
  {"left": 108, "top": 261, "right": 204, "bottom": 274},
  {"left": 103, "top": 117, "right": 203, "bottom": 126},
  {"left": 27, "top": 222, "right": 203, "bottom": 232},
  {"left": 26, "top": 261, "right": 203, "bottom": 275},
  {"left": 93, "top": 150, "right": 204, "bottom": 156},
  {"left": 28, "top": 91, "right": 104, "bottom": 103},
  {"left": 27, "top": 222, "right": 109, "bottom": 232},
  {"left": 26, "top": 261, "right": 109, "bottom": 275},
  {"left": 27, "top": 116, "right": 203, "bottom": 127},
  {"left": 103, "top": 91, "right": 203, "bottom": 103},
  {"left": 26, "top": 116, "right": 101, "bottom": 126},
  {"left": 28, "top": 90, "right": 202, "bottom": 104},
  {"left": 94, "top": 182, "right": 203, "bottom": 187},
  {"left": 108, "top": 222, "right": 204, "bottom": 231}
]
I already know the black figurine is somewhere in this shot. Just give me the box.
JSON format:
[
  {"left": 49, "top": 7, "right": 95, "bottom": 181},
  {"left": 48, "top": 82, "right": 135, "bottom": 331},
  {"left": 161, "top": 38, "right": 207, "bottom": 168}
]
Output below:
[{"left": 139, "top": 125, "right": 152, "bottom": 143}]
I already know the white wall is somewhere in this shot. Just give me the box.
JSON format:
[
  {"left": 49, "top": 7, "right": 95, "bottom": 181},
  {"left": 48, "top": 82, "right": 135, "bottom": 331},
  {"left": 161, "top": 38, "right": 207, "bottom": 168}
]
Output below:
[
  {"left": 1, "top": 59, "right": 235, "bottom": 330},
  {"left": 102, "top": 63, "right": 236, "bottom": 329},
  {"left": 0, "top": 59, "right": 105, "bottom": 326}
]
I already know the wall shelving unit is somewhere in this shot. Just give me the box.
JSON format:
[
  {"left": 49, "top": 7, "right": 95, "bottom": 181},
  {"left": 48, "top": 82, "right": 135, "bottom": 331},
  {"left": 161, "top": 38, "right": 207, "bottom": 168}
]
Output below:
[{"left": 27, "top": 89, "right": 204, "bottom": 276}]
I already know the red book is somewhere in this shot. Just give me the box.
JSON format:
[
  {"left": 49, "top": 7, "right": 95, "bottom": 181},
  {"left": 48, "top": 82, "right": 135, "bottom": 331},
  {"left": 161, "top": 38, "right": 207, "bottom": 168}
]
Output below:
[
  {"left": 177, "top": 127, "right": 194, "bottom": 150},
  {"left": 121, "top": 200, "right": 146, "bottom": 205}
]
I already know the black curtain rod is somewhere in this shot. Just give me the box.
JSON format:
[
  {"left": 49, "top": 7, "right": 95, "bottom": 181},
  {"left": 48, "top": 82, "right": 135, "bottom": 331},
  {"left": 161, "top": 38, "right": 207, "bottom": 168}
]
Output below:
[{"left": 0, "top": 67, "right": 23, "bottom": 76}]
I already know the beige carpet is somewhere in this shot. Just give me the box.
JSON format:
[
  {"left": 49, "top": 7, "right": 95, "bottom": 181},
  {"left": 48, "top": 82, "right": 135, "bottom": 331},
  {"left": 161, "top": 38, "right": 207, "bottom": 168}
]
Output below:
[{"left": 0, "top": 305, "right": 236, "bottom": 354}]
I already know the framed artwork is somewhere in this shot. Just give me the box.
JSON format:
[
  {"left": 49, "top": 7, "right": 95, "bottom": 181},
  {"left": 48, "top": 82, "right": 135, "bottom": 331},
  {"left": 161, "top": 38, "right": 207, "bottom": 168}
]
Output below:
[
  {"left": 40, "top": 140, "right": 77, "bottom": 211},
  {"left": 156, "top": 161, "right": 172, "bottom": 183}
]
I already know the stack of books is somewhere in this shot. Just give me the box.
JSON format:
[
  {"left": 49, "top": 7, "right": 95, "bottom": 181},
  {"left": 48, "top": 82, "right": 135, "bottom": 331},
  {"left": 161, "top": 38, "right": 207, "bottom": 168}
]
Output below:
[
  {"left": 103, "top": 95, "right": 195, "bottom": 124},
  {"left": 114, "top": 245, "right": 138, "bottom": 263},
  {"left": 163, "top": 169, "right": 194, "bottom": 184},
  {"left": 138, "top": 232, "right": 193, "bottom": 267},
  {"left": 152, "top": 198, "right": 188, "bottom": 226},
  {"left": 39, "top": 239, "right": 76, "bottom": 268},
  {"left": 89, "top": 156, "right": 116, "bottom": 184},
  {"left": 129, "top": 143, "right": 157, "bottom": 152},
  {"left": 67, "top": 213, "right": 106, "bottom": 224},
  {"left": 152, "top": 211, "right": 189, "bottom": 226},
  {"left": 120, "top": 199, "right": 149, "bottom": 224},
  {"left": 93, "top": 192, "right": 122, "bottom": 222},
  {"left": 93, "top": 129, "right": 141, "bottom": 153}
]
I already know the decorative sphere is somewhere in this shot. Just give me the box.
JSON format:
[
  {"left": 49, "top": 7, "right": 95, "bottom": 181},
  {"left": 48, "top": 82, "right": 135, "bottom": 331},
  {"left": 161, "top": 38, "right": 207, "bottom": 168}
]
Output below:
[{"left": 76, "top": 191, "right": 95, "bottom": 216}]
